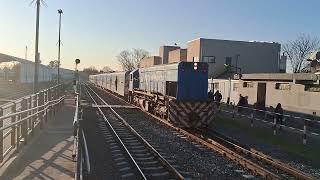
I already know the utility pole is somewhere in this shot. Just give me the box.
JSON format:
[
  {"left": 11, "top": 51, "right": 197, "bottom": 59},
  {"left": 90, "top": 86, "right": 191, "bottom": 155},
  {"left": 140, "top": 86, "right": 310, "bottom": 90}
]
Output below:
[
  {"left": 25, "top": 46, "right": 28, "bottom": 60},
  {"left": 57, "top": 9, "right": 63, "bottom": 85},
  {"left": 33, "top": 0, "right": 40, "bottom": 93}
]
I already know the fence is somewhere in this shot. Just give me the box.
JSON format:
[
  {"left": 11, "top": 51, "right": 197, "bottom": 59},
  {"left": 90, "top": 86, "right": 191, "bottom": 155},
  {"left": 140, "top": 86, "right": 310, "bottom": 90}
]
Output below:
[
  {"left": 215, "top": 101, "right": 320, "bottom": 145},
  {"left": 0, "top": 84, "right": 65, "bottom": 164},
  {"left": 73, "top": 93, "right": 91, "bottom": 180}
]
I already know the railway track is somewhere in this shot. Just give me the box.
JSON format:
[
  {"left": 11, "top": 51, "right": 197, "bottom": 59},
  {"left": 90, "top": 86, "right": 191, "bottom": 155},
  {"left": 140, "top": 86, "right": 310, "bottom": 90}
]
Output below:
[
  {"left": 86, "top": 82, "right": 316, "bottom": 180},
  {"left": 83, "top": 85, "right": 184, "bottom": 179}
]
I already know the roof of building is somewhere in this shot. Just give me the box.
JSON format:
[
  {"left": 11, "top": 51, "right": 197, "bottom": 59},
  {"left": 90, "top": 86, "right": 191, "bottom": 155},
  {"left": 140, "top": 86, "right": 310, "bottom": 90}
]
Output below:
[
  {"left": 236, "top": 73, "right": 320, "bottom": 81},
  {"left": 187, "top": 37, "right": 280, "bottom": 45}
]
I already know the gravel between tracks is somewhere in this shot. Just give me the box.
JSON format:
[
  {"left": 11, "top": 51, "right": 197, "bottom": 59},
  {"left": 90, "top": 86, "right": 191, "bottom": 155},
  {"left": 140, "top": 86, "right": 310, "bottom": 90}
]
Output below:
[{"left": 90, "top": 85, "right": 260, "bottom": 179}]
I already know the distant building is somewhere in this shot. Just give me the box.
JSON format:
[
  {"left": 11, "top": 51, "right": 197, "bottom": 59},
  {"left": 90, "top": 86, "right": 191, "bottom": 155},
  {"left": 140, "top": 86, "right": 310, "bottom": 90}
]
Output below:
[
  {"left": 187, "top": 38, "right": 283, "bottom": 78},
  {"left": 140, "top": 56, "right": 162, "bottom": 68},
  {"left": 159, "top": 46, "right": 180, "bottom": 64},
  {"left": 209, "top": 73, "right": 320, "bottom": 116},
  {"left": 168, "top": 48, "right": 187, "bottom": 64}
]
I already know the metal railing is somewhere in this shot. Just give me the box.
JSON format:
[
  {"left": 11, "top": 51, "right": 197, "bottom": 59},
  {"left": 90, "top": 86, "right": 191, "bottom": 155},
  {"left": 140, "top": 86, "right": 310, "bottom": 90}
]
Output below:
[
  {"left": 73, "top": 93, "right": 91, "bottom": 180},
  {"left": 214, "top": 101, "right": 320, "bottom": 144},
  {"left": 0, "top": 84, "right": 65, "bottom": 164}
]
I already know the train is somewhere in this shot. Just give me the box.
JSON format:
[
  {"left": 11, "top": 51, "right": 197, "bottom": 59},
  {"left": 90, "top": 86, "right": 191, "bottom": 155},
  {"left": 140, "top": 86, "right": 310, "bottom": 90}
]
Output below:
[{"left": 89, "top": 61, "right": 215, "bottom": 128}]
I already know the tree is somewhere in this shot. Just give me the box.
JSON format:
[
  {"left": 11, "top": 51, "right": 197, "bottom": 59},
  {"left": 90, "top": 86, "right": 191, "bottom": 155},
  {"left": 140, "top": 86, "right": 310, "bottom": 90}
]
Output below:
[
  {"left": 283, "top": 34, "right": 320, "bottom": 73},
  {"left": 116, "top": 48, "right": 149, "bottom": 71},
  {"left": 132, "top": 48, "right": 149, "bottom": 68},
  {"left": 48, "top": 60, "right": 59, "bottom": 68},
  {"left": 83, "top": 66, "right": 99, "bottom": 75},
  {"left": 102, "top": 66, "right": 114, "bottom": 73}
]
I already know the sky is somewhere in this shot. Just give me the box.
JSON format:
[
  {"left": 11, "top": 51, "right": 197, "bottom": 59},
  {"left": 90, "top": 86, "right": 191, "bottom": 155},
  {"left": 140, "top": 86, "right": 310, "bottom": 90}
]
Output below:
[{"left": 0, "top": 0, "right": 319, "bottom": 71}]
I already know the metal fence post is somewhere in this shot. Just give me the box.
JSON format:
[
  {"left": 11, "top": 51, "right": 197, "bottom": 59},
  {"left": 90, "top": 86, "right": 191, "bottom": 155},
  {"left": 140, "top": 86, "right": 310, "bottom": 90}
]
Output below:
[
  {"left": 250, "top": 112, "right": 254, "bottom": 127},
  {"left": 11, "top": 103, "right": 16, "bottom": 148},
  {"left": 43, "top": 90, "right": 47, "bottom": 123},
  {"left": 232, "top": 104, "right": 236, "bottom": 119},
  {"left": 28, "top": 97, "right": 34, "bottom": 137},
  {"left": 273, "top": 116, "right": 277, "bottom": 135},
  {"left": 0, "top": 108, "right": 3, "bottom": 163},
  {"left": 39, "top": 91, "right": 44, "bottom": 129},
  {"left": 303, "top": 120, "right": 307, "bottom": 145},
  {"left": 21, "top": 98, "right": 28, "bottom": 145}
]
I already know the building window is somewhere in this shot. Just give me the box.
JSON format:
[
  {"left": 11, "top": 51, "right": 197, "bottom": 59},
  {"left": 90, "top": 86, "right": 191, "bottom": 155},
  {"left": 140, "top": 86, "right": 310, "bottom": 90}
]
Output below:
[
  {"left": 225, "top": 57, "right": 232, "bottom": 66},
  {"left": 233, "top": 83, "right": 239, "bottom": 91},
  {"left": 275, "top": 83, "right": 291, "bottom": 90},
  {"left": 203, "top": 56, "right": 215, "bottom": 63},
  {"left": 243, "top": 82, "right": 254, "bottom": 88},
  {"left": 214, "top": 83, "right": 219, "bottom": 90}
]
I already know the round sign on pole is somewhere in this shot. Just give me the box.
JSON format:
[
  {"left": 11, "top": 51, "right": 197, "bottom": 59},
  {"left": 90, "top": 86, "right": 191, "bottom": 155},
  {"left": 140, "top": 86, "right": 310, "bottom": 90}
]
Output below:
[
  {"left": 75, "top": 59, "right": 80, "bottom": 64},
  {"left": 316, "top": 51, "right": 320, "bottom": 60}
]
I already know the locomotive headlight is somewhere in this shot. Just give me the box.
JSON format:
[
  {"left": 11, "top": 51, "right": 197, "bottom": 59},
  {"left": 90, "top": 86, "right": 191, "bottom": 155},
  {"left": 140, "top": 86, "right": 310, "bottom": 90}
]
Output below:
[{"left": 193, "top": 62, "right": 198, "bottom": 70}]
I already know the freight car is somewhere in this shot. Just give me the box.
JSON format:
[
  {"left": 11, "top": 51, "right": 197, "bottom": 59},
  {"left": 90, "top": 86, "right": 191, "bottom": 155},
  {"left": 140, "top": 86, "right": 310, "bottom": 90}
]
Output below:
[{"left": 90, "top": 61, "right": 215, "bottom": 128}]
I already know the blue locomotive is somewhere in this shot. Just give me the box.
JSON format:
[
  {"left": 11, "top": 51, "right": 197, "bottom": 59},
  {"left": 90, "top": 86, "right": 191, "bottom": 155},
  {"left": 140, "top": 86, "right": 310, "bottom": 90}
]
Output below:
[{"left": 89, "top": 61, "right": 215, "bottom": 128}]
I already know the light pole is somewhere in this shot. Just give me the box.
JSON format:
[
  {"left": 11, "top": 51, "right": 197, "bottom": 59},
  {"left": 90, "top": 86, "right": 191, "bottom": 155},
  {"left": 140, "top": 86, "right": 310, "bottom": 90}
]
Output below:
[
  {"left": 74, "top": 59, "right": 80, "bottom": 94},
  {"left": 57, "top": 9, "right": 63, "bottom": 85},
  {"left": 33, "top": 0, "right": 41, "bottom": 93}
]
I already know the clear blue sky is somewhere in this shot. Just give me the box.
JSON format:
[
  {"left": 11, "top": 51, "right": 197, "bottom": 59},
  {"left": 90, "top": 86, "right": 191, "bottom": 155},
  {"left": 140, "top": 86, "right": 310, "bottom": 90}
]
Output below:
[{"left": 0, "top": 0, "right": 319, "bottom": 70}]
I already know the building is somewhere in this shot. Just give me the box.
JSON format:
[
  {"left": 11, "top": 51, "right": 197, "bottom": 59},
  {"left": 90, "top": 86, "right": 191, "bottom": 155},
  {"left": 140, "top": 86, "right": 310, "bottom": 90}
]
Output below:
[
  {"left": 209, "top": 73, "right": 320, "bottom": 116},
  {"left": 187, "top": 38, "right": 284, "bottom": 78},
  {"left": 159, "top": 46, "right": 180, "bottom": 64},
  {"left": 140, "top": 56, "right": 162, "bottom": 68},
  {"left": 168, "top": 48, "right": 187, "bottom": 64},
  {"left": 0, "top": 53, "right": 74, "bottom": 83}
]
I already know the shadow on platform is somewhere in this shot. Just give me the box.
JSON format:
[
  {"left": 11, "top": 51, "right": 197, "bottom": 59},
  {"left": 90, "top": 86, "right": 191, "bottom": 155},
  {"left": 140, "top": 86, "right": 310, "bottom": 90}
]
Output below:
[{"left": 0, "top": 99, "right": 76, "bottom": 180}]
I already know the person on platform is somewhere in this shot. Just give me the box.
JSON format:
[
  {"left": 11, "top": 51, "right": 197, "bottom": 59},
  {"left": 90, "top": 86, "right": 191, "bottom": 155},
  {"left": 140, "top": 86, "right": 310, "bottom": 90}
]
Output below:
[
  {"left": 275, "top": 103, "right": 284, "bottom": 130},
  {"left": 208, "top": 90, "right": 214, "bottom": 101},
  {"left": 237, "top": 94, "right": 246, "bottom": 112},
  {"left": 213, "top": 90, "right": 222, "bottom": 107}
]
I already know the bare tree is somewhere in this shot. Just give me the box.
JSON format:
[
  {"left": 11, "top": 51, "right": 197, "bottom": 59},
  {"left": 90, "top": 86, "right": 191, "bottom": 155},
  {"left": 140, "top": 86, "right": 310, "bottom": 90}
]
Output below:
[
  {"left": 283, "top": 34, "right": 320, "bottom": 73},
  {"left": 102, "top": 66, "right": 114, "bottom": 73},
  {"left": 83, "top": 66, "right": 99, "bottom": 75},
  {"left": 48, "top": 60, "right": 59, "bottom": 68},
  {"left": 132, "top": 48, "right": 149, "bottom": 68},
  {"left": 117, "top": 49, "right": 149, "bottom": 71}
]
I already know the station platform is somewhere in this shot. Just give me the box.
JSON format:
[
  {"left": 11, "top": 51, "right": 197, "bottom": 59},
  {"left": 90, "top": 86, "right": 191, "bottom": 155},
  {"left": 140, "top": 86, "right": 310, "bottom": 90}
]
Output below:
[{"left": 0, "top": 98, "right": 76, "bottom": 180}]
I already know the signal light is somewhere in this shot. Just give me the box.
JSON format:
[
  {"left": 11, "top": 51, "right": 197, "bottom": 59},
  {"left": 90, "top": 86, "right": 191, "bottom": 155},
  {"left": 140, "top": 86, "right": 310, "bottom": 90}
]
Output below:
[{"left": 194, "top": 66, "right": 198, "bottom": 70}]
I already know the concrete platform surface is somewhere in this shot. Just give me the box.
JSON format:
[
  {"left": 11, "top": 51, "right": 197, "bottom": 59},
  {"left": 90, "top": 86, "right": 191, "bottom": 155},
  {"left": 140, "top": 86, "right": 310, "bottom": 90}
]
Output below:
[{"left": 0, "top": 99, "right": 76, "bottom": 180}]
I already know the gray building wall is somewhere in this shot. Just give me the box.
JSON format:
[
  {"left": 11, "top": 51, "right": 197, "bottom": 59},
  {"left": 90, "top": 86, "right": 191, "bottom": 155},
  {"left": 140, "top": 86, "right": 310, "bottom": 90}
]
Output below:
[{"left": 187, "top": 38, "right": 281, "bottom": 78}]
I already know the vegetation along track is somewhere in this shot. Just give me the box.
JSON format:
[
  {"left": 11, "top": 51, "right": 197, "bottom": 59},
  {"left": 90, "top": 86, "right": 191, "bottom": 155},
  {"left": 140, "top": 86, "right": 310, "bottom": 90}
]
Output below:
[
  {"left": 194, "top": 127, "right": 316, "bottom": 180},
  {"left": 87, "top": 82, "right": 317, "bottom": 180},
  {"left": 83, "top": 84, "right": 184, "bottom": 179}
]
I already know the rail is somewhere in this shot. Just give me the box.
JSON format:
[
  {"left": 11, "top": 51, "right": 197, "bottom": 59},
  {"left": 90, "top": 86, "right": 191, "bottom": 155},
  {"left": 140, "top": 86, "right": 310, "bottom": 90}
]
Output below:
[
  {"left": 0, "top": 84, "right": 64, "bottom": 165},
  {"left": 85, "top": 84, "right": 184, "bottom": 179}
]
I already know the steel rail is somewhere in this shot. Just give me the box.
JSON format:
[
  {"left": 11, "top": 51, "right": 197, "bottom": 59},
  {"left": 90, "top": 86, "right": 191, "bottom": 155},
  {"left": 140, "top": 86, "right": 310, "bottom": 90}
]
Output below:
[
  {"left": 84, "top": 86, "right": 148, "bottom": 180},
  {"left": 197, "top": 128, "right": 316, "bottom": 180},
  {"left": 89, "top": 83, "right": 316, "bottom": 180},
  {"left": 86, "top": 84, "right": 184, "bottom": 180}
]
